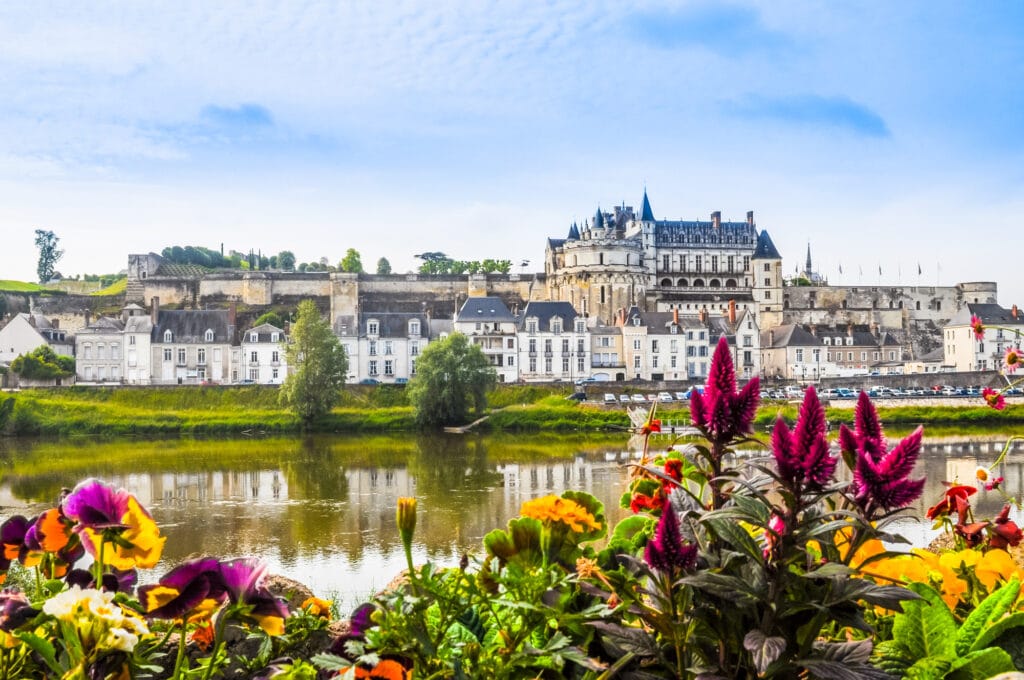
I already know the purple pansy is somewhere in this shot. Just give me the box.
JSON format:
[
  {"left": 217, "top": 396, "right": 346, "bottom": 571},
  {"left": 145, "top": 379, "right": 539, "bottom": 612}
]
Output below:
[
  {"left": 139, "top": 556, "right": 226, "bottom": 620},
  {"left": 62, "top": 479, "right": 131, "bottom": 531},
  {"left": 219, "top": 558, "right": 289, "bottom": 634}
]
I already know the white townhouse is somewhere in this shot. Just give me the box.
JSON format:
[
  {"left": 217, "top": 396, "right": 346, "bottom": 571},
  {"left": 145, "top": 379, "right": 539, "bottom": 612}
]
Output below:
[
  {"left": 150, "top": 300, "right": 238, "bottom": 384},
  {"left": 123, "top": 305, "right": 153, "bottom": 385},
  {"left": 620, "top": 306, "right": 713, "bottom": 382},
  {"left": 944, "top": 303, "right": 1024, "bottom": 373},
  {"left": 240, "top": 323, "right": 288, "bottom": 385},
  {"left": 454, "top": 297, "right": 519, "bottom": 383},
  {"left": 590, "top": 323, "right": 625, "bottom": 381},
  {"left": 0, "top": 313, "right": 74, "bottom": 364},
  {"left": 515, "top": 301, "right": 589, "bottom": 383},
  {"left": 336, "top": 312, "right": 434, "bottom": 384},
  {"left": 75, "top": 316, "right": 125, "bottom": 384},
  {"left": 708, "top": 304, "right": 761, "bottom": 380}
]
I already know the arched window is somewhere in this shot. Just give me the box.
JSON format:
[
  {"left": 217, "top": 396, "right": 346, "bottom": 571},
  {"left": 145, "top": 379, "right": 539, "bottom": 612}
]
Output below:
[
  {"left": 709, "top": 279, "right": 721, "bottom": 288},
  {"left": 677, "top": 278, "right": 688, "bottom": 287},
  {"left": 660, "top": 278, "right": 672, "bottom": 287},
  {"left": 205, "top": 329, "right": 214, "bottom": 342},
  {"left": 163, "top": 330, "right": 172, "bottom": 343},
  {"left": 693, "top": 278, "right": 705, "bottom": 287},
  {"left": 726, "top": 278, "right": 737, "bottom": 288}
]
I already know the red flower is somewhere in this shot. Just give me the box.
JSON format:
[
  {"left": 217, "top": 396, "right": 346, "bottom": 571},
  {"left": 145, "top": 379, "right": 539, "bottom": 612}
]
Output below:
[
  {"left": 985, "top": 476, "right": 1005, "bottom": 491},
  {"left": 983, "top": 387, "right": 1006, "bottom": 411},
  {"left": 989, "top": 504, "right": 1023, "bottom": 549},
  {"left": 664, "top": 458, "right": 683, "bottom": 482},
  {"left": 955, "top": 521, "right": 988, "bottom": 548},
  {"left": 641, "top": 419, "right": 662, "bottom": 435},
  {"left": 630, "top": 493, "right": 664, "bottom": 513},
  {"left": 970, "top": 315, "right": 985, "bottom": 341},
  {"left": 926, "top": 484, "right": 977, "bottom": 522}
]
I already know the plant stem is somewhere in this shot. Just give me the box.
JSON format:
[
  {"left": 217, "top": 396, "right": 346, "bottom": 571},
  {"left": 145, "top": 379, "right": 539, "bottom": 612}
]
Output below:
[{"left": 172, "top": 621, "right": 189, "bottom": 680}]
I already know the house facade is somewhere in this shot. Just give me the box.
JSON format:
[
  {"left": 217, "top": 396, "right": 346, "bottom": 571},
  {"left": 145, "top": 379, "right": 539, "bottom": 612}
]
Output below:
[
  {"left": 240, "top": 323, "right": 288, "bottom": 384},
  {"left": 515, "top": 301, "right": 589, "bottom": 383},
  {"left": 944, "top": 303, "right": 1024, "bottom": 372},
  {"left": 75, "top": 316, "right": 124, "bottom": 383},
  {"left": 150, "top": 303, "right": 238, "bottom": 384},
  {"left": 0, "top": 313, "right": 74, "bottom": 364},
  {"left": 454, "top": 297, "right": 518, "bottom": 383}
]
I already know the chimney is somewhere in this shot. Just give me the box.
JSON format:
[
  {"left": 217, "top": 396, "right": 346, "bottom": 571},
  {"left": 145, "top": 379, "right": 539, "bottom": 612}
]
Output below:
[
  {"left": 870, "top": 321, "right": 879, "bottom": 338},
  {"left": 673, "top": 307, "right": 679, "bottom": 325},
  {"left": 769, "top": 329, "right": 774, "bottom": 345},
  {"left": 699, "top": 306, "right": 708, "bottom": 323},
  {"left": 728, "top": 299, "right": 736, "bottom": 325},
  {"left": 1014, "top": 304, "right": 1019, "bottom": 319},
  {"left": 84, "top": 310, "right": 91, "bottom": 327},
  {"left": 51, "top": 318, "right": 59, "bottom": 330},
  {"left": 151, "top": 297, "right": 160, "bottom": 325},
  {"left": 747, "top": 210, "right": 754, "bottom": 227},
  {"left": 711, "top": 211, "right": 721, "bottom": 229},
  {"left": 228, "top": 302, "right": 237, "bottom": 329}
]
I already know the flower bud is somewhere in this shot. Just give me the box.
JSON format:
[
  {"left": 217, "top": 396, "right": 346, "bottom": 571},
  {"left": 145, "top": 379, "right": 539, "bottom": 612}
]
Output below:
[{"left": 396, "top": 497, "right": 418, "bottom": 549}]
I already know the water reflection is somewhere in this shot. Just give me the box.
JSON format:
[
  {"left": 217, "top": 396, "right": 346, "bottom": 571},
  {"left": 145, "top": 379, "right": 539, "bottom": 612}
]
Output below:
[{"left": 0, "top": 433, "right": 1022, "bottom": 604}]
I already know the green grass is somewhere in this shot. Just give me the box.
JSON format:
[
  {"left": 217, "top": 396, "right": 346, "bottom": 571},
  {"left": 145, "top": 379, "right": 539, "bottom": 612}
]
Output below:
[
  {"left": 90, "top": 277, "right": 127, "bottom": 296},
  {"left": 0, "top": 279, "right": 47, "bottom": 292}
]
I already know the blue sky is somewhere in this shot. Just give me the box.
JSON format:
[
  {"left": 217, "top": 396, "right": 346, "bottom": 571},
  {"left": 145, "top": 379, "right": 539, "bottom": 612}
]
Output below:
[{"left": 1, "top": 2, "right": 1023, "bottom": 306}]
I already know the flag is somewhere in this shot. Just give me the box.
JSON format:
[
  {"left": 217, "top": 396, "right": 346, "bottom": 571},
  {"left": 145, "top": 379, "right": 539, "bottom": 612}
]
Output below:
[
  {"left": 918, "top": 262, "right": 922, "bottom": 275},
  {"left": 838, "top": 263, "right": 843, "bottom": 274},
  {"left": 859, "top": 265, "right": 863, "bottom": 275},
  {"left": 878, "top": 265, "right": 882, "bottom": 275}
]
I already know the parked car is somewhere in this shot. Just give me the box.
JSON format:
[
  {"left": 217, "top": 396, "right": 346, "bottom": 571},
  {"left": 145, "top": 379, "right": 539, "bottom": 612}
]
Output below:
[
  {"left": 604, "top": 393, "right": 617, "bottom": 403},
  {"left": 576, "top": 377, "right": 598, "bottom": 385},
  {"left": 566, "top": 392, "right": 587, "bottom": 402},
  {"left": 674, "top": 391, "right": 688, "bottom": 401},
  {"left": 620, "top": 394, "right": 631, "bottom": 403},
  {"left": 359, "top": 378, "right": 380, "bottom": 385},
  {"left": 631, "top": 394, "right": 647, "bottom": 403},
  {"left": 658, "top": 392, "right": 673, "bottom": 403}
]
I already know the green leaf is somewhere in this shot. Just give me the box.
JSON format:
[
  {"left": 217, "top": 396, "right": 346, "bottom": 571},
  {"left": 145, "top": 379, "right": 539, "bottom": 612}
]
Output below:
[
  {"left": 310, "top": 653, "right": 351, "bottom": 672},
  {"left": 946, "top": 647, "right": 1016, "bottom": 679},
  {"left": 891, "top": 593, "right": 956, "bottom": 660},
  {"left": 970, "top": 611, "right": 1024, "bottom": 654},
  {"left": 13, "top": 632, "right": 60, "bottom": 674},
  {"left": 678, "top": 572, "right": 762, "bottom": 604},
  {"left": 799, "top": 563, "right": 855, "bottom": 579},
  {"left": 610, "top": 513, "right": 654, "bottom": 546},
  {"left": 703, "top": 517, "right": 764, "bottom": 563},
  {"left": 959, "top": 577, "right": 1021, "bottom": 655},
  {"left": 743, "top": 630, "right": 786, "bottom": 675},
  {"left": 904, "top": 656, "right": 953, "bottom": 679}
]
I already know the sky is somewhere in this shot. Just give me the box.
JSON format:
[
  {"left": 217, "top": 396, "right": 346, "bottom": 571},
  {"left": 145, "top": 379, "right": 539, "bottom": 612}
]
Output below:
[{"left": 1, "top": 2, "right": 1023, "bottom": 305}]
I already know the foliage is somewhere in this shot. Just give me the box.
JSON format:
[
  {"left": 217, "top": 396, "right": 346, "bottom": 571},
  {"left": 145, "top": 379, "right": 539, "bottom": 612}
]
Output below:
[
  {"left": 160, "top": 244, "right": 230, "bottom": 268},
  {"left": 88, "top": 277, "right": 127, "bottom": 296},
  {"left": 406, "top": 332, "right": 496, "bottom": 426},
  {"left": 278, "top": 250, "right": 296, "bottom": 271},
  {"left": 375, "top": 257, "right": 391, "bottom": 275},
  {"left": 415, "top": 252, "right": 513, "bottom": 275},
  {"left": 279, "top": 300, "right": 349, "bottom": 424},
  {"left": 340, "top": 248, "right": 364, "bottom": 273},
  {"left": 254, "top": 311, "right": 285, "bottom": 328},
  {"left": 11, "top": 345, "right": 75, "bottom": 380},
  {"left": 34, "top": 229, "right": 64, "bottom": 283}
]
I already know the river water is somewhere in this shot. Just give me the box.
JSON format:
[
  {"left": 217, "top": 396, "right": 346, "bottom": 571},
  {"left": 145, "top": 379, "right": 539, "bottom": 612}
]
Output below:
[{"left": 0, "top": 431, "right": 1022, "bottom": 607}]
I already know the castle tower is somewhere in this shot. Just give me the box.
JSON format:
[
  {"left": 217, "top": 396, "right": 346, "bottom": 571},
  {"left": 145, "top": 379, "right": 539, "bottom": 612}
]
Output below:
[{"left": 751, "top": 230, "right": 785, "bottom": 329}]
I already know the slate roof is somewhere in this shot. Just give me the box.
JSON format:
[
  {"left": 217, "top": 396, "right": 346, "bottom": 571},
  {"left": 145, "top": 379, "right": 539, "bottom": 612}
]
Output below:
[
  {"left": 653, "top": 221, "right": 757, "bottom": 247},
  {"left": 566, "top": 222, "right": 580, "bottom": 240},
  {"left": 333, "top": 315, "right": 357, "bottom": 337},
  {"left": 949, "top": 303, "right": 1024, "bottom": 326},
  {"left": 430, "top": 319, "right": 453, "bottom": 337},
  {"left": 761, "top": 324, "right": 820, "bottom": 349},
  {"left": 517, "top": 301, "right": 578, "bottom": 332},
  {"left": 243, "top": 323, "right": 286, "bottom": 343},
  {"left": 152, "top": 310, "right": 235, "bottom": 344},
  {"left": 358, "top": 312, "right": 430, "bottom": 338},
  {"left": 80, "top": 316, "right": 125, "bottom": 333},
  {"left": 456, "top": 297, "right": 515, "bottom": 322},
  {"left": 124, "top": 316, "right": 152, "bottom": 334},
  {"left": 753, "top": 230, "right": 782, "bottom": 259},
  {"left": 640, "top": 190, "right": 655, "bottom": 222},
  {"left": 594, "top": 207, "right": 605, "bottom": 229}
]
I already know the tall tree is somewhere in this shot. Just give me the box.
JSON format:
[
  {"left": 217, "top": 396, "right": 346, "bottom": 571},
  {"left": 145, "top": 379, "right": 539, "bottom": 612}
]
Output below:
[
  {"left": 407, "top": 333, "right": 496, "bottom": 427},
  {"left": 376, "top": 257, "right": 392, "bottom": 275},
  {"left": 278, "top": 250, "right": 296, "bottom": 271},
  {"left": 279, "top": 300, "right": 349, "bottom": 425},
  {"left": 340, "top": 248, "right": 364, "bottom": 273},
  {"left": 34, "top": 230, "right": 64, "bottom": 283}
]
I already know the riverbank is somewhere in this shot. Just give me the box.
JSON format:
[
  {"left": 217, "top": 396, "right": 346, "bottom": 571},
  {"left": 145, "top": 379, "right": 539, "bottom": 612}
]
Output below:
[{"left": 1, "top": 384, "right": 1022, "bottom": 436}]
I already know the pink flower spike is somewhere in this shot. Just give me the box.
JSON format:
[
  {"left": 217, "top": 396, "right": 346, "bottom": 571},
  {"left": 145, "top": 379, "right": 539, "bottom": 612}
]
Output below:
[
  {"left": 983, "top": 387, "right": 1006, "bottom": 411},
  {"left": 970, "top": 315, "right": 985, "bottom": 341},
  {"left": 1004, "top": 346, "right": 1024, "bottom": 374}
]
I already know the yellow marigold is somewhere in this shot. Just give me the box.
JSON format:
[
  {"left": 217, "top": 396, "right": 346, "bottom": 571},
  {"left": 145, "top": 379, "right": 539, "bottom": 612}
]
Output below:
[{"left": 520, "top": 495, "right": 600, "bottom": 533}]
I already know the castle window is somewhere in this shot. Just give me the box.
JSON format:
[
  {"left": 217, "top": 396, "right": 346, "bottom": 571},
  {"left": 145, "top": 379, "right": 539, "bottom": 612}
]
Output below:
[
  {"left": 663, "top": 254, "right": 670, "bottom": 270},
  {"left": 599, "top": 254, "right": 604, "bottom": 265},
  {"left": 726, "top": 279, "right": 737, "bottom": 288},
  {"left": 661, "top": 278, "right": 672, "bottom": 287},
  {"left": 678, "top": 278, "right": 687, "bottom": 287},
  {"left": 709, "top": 279, "right": 721, "bottom": 288},
  {"left": 600, "top": 286, "right": 605, "bottom": 304},
  {"left": 764, "top": 263, "right": 770, "bottom": 272},
  {"left": 916, "top": 301, "right": 921, "bottom": 310}
]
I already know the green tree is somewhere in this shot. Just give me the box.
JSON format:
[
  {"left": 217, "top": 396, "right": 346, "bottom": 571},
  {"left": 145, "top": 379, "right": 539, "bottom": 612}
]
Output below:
[
  {"left": 340, "top": 248, "right": 364, "bottom": 273},
  {"left": 11, "top": 345, "right": 75, "bottom": 380},
  {"left": 407, "top": 332, "right": 496, "bottom": 427},
  {"left": 278, "top": 250, "right": 296, "bottom": 271},
  {"left": 34, "top": 230, "right": 64, "bottom": 283},
  {"left": 254, "top": 311, "right": 285, "bottom": 328},
  {"left": 376, "top": 257, "right": 392, "bottom": 275},
  {"left": 279, "top": 300, "right": 349, "bottom": 424}
]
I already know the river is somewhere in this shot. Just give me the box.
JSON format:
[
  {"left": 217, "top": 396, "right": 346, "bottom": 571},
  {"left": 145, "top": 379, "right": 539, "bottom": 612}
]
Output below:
[{"left": 0, "top": 431, "right": 1022, "bottom": 608}]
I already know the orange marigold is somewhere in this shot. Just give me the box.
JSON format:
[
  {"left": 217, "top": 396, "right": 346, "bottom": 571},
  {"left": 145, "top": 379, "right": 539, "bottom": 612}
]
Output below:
[{"left": 520, "top": 495, "right": 601, "bottom": 532}]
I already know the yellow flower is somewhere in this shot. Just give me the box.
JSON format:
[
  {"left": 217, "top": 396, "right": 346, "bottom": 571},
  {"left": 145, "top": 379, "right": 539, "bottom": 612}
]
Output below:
[
  {"left": 301, "top": 596, "right": 333, "bottom": 620},
  {"left": 82, "top": 496, "right": 166, "bottom": 571},
  {"left": 976, "top": 466, "right": 990, "bottom": 483},
  {"left": 977, "top": 549, "right": 1022, "bottom": 591},
  {"left": 521, "top": 495, "right": 601, "bottom": 533},
  {"left": 396, "top": 497, "right": 417, "bottom": 548}
]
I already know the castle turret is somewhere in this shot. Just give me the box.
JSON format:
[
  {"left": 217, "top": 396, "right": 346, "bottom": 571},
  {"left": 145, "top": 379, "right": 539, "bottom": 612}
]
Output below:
[
  {"left": 640, "top": 189, "right": 655, "bottom": 222},
  {"left": 752, "top": 230, "right": 784, "bottom": 329}
]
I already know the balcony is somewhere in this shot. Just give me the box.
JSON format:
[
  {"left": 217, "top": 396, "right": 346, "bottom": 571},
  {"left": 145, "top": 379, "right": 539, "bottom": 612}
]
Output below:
[
  {"left": 270, "top": 360, "right": 281, "bottom": 367},
  {"left": 248, "top": 360, "right": 260, "bottom": 367}
]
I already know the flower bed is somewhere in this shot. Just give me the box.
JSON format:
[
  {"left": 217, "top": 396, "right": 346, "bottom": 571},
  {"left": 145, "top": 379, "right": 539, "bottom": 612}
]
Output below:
[{"left": 2, "top": 336, "right": 1024, "bottom": 678}]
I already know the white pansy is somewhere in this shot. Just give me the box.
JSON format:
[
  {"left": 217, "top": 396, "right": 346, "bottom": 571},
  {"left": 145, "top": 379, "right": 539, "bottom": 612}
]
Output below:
[
  {"left": 42, "top": 585, "right": 87, "bottom": 620},
  {"left": 103, "top": 627, "right": 139, "bottom": 652}
]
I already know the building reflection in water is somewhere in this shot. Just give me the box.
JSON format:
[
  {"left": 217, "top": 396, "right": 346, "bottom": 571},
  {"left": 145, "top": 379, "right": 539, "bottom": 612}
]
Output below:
[{"left": 2, "top": 435, "right": 1023, "bottom": 606}]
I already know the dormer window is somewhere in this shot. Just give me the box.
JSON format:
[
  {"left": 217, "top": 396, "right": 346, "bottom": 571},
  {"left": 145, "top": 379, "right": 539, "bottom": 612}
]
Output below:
[
  {"left": 249, "top": 332, "right": 258, "bottom": 342},
  {"left": 526, "top": 320, "right": 538, "bottom": 334},
  {"left": 632, "top": 317, "right": 640, "bottom": 326},
  {"left": 575, "top": 320, "right": 585, "bottom": 334},
  {"left": 671, "top": 325, "right": 678, "bottom": 334},
  {"left": 409, "top": 320, "right": 420, "bottom": 336},
  {"left": 846, "top": 337, "right": 853, "bottom": 346},
  {"left": 271, "top": 332, "right": 279, "bottom": 342},
  {"left": 205, "top": 329, "right": 215, "bottom": 342},
  {"left": 823, "top": 337, "right": 831, "bottom": 345},
  {"left": 163, "top": 330, "right": 172, "bottom": 343},
  {"left": 368, "top": 320, "right": 379, "bottom": 335},
  {"left": 551, "top": 318, "right": 562, "bottom": 334}
]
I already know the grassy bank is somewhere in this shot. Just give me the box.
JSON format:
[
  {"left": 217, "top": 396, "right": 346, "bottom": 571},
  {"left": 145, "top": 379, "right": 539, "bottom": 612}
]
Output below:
[{"left": 2, "top": 385, "right": 1023, "bottom": 437}]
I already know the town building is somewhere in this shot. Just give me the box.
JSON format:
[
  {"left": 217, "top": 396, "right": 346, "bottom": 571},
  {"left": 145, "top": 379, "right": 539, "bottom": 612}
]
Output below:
[
  {"left": 944, "top": 303, "right": 1024, "bottom": 372},
  {"left": 150, "top": 300, "right": 238, "bottom": 384},
  {"left": 515, "top": 301, "right": 588, "bottom": 382},
  {"left": 75, "top": 316, "right": 125, "bottom": 383},
  {"left": 454, "top": 297, "right": 518, "bottom": 383},
  {"left": 0, "top": 312, "right": 74, "bottom": 364},
  {"left": 240, "top": 323, "right": 288, "bottom": 385},
  {"left": 336, "top": 312, "right": 432, "bottom": 384}
]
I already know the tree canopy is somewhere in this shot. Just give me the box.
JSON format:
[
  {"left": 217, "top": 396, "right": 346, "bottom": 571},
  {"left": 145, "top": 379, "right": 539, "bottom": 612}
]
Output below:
[
  {"left": 254, "top": 311, "right": 285, "bottom": 328},
  {"left": 415, "top": 254, "right": 512, "bottom": 275},
  {"left": 279, "top": 300, "right": 348, "bottom": 424},
  {"left": 34, "top": 230, "right": 64, "bottom": 283},
  {"left": 11, "top": 345, "right": 75, "bottom": 380},
  {"left": 376, "top": 257, "right": 392, "bottom": 275},
  {"left": 278, "top": 251, "right": 296, "bottom": 271},
  {"left": 340, "top": 249, "right": 364, "bottom": 273},
  {"left": 407, "top": 332, "right": 496, "bottom": 427}
]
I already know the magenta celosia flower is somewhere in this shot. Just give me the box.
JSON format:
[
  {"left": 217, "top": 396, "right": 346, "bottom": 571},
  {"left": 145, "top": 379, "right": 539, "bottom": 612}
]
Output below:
[
  {"left": 970, "top": 315, "right": 985, "bottom": 341},
  {"left": 763, "top": 513, "right": 786, "bottom": 561},
  {"left": 839, "top": 394, "right": 924, "bottom": 514},
  {"left": 644, "top": 508, "right": 697, "bottom": 574},
  {"left": 139, "top": 557, "right": 227, "bottom": 621},
  {"left": 690, "top": 336, "right": 760, "bottom": 445},
  {"left": 771, "top": 386, "right": 837, "bottom": 491},
  {"left": 1004, "top": 346, "right": 1023, "bottom": 374},
  {"left": 983, "top": 387, "right": 1006, "bottom": 411}
]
